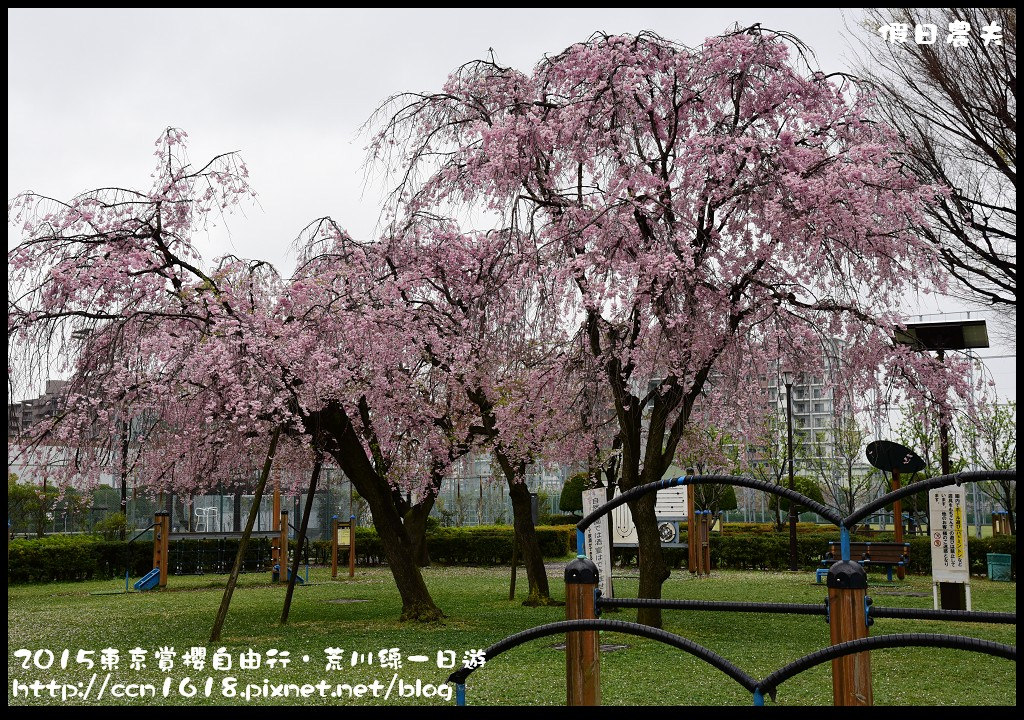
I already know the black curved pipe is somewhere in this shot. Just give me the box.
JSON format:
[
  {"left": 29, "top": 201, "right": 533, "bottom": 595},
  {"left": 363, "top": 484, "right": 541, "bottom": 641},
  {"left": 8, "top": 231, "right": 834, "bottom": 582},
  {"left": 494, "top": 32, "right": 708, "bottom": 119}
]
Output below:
[
  {"left": 596, "top": 598, "right": 1016, "bottom": 625},
  {"left": 127, "top": 521, "right": 159, "bottom": 545},
  {"left": 576, "top": 475, "right": 842, "bottom": 533},
  {"left": 445, "top": 619, "right": 758, "bottom": 693},
  {"left": 758, "top": 633, "right": 1017, "bottom": 698},
  {"left": 870, "top": 607, "right": 1016, "bottom": 624},
  {"left": 843, "top": 470, "right": 1015, "bottom": 528},
  {"left": 598, "top": 597, "right": 827, "bottom": 616}
]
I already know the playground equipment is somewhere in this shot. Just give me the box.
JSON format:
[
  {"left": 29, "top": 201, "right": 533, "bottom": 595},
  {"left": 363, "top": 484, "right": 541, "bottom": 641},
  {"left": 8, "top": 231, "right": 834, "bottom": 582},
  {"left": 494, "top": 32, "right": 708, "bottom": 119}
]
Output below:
[
  {"left": 272, "top": 510, "right": 289, "bottom": 583},
  {"left": 992, "top": 510, "right": 1011, "bottom": 536},
  {"left": 448, "top": 470, "right": 1016, "bottom": 706},
  {"left": 331, "top": 515, "right": 356, "bottom": 579},
  {"left": 152, "top": 509, "right": 293, "bottom": 582},
  {"left": 121, "top": 512, "right": 166, "bottom": 592},
  {"left": 689, "top": 509, "right": 713, "bottom": 577}
]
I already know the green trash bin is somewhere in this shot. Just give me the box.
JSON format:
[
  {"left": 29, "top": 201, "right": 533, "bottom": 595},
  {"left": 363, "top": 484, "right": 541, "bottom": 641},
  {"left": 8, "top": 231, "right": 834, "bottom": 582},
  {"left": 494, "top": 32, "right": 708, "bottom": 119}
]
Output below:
[{"left": 986, "top": 553, "right": 1012, "bottom": 581}]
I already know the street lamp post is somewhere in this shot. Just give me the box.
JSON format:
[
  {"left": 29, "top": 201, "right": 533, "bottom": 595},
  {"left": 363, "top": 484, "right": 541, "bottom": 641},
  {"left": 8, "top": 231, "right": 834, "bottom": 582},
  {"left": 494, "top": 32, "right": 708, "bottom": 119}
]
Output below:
[
  {"left": 782, "top": 371, "right": 798, "bottom": 571},
  {"left": 893, "top": 319, "right": 989, "bottom": 611}
]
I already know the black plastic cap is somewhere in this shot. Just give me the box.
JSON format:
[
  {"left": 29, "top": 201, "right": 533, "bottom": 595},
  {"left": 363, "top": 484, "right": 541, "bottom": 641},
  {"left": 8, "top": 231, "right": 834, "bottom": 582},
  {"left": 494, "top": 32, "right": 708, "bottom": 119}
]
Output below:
[
  {"left": 564, "top": 557, "right": 600, "bottom": 584},
  {"left": 826, "top": 560, "right": 868, "bottom": 589}
]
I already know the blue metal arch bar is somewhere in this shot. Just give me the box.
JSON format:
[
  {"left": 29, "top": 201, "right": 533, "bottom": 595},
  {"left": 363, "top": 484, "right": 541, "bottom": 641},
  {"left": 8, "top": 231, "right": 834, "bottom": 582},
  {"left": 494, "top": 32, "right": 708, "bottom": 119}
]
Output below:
[
  {"left": 446, "top": 618, "right": 759, "bottom": 693},
  {"left": 576, "top": 475, "right": 843, "bottom": 534},
  {"left": 843, "top": 470, "right": 1016, "bottom": 528},
  {"left": 758, "top": 633, "right": 1016, "bottom": 699}
]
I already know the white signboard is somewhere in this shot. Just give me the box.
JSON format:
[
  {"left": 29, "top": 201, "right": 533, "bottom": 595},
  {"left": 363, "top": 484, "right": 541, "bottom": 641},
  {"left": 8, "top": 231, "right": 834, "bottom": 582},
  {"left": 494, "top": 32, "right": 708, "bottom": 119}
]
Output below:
[
  {"left": 611, "top": 489, "right": 638, "bottom": 545},
  {"left": 610, "top": 486, "right": 688, "bottom": 546},
  {"left": 582, "top": 488, "right": 613, "bottom": 599},
  {"left": 928, "top": 486, "right": 970, "bottom": 584}
]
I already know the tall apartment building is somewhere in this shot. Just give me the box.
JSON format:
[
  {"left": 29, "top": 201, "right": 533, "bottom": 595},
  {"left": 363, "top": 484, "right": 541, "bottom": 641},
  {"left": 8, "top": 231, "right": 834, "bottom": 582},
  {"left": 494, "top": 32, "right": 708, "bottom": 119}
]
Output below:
[{"left": 766, "top": 372, "right": 842, "bottom": 461}]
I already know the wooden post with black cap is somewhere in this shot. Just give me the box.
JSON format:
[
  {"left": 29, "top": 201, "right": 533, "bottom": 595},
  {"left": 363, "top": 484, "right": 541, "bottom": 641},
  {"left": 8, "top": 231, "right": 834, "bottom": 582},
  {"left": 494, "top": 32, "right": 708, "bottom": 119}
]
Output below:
[
  {"left": 828, "top": 558, "right": 872, "bottom": 705},
  {"left": 565, "top": 557, "right": 600, "bottom": 705}
]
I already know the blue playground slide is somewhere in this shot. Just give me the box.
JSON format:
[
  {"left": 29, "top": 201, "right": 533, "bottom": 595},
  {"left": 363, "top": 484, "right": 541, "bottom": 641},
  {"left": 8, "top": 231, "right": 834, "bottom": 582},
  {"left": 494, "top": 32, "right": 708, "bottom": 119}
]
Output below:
[{"left": 133, "top": 568, "right": 161, "bottom": 591}]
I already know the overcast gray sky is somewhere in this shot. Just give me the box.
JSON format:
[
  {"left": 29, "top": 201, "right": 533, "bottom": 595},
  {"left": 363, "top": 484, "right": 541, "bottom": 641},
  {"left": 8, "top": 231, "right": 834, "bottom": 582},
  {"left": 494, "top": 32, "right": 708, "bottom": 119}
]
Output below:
[{"left": 7, "top": 8, "right": 1014, "bottom": 403}]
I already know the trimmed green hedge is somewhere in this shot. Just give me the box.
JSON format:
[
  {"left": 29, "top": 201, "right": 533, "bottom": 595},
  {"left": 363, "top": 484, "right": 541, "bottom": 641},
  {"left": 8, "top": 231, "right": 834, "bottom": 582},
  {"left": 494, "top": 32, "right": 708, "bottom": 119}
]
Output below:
[
  {"left": 613, "top": 528, "right": 1016, "bottom": 578},
  {"left": 421, "top": 525, "right": 573, "bottom": 564},
  {"left": 8, "top": 535, "right": 161, "bottom": 583},
  {"left": 7, "top": 526, "right": 576, "bottom": 583},
  {"left": 7, "top": 525, "right": 1013, "bottom": 583}
]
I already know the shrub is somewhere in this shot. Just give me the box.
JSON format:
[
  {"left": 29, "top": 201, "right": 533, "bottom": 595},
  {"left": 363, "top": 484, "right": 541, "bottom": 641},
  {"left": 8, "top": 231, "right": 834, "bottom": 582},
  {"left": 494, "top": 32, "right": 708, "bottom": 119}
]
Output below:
[
  {"left": 559, "top": 473, "right": 587, "bottom": 515},
  {"left": 540, "top": 513, "right": 580, "bottom": 527},
  {"left": 94, "top": 512, "right": 133, "bottom": 541},
  {"left": 8, "top": 524, "right": 1012, "bottom": 582},
  {"left": 8, "top": 535, "right": 101, "bottom": 583}
]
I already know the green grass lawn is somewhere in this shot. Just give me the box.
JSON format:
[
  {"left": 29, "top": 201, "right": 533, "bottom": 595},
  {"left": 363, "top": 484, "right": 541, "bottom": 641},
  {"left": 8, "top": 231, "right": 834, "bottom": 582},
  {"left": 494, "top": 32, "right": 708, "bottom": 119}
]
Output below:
[{"left": 7, "top": 564, "right": 1016, "bottom": 706}]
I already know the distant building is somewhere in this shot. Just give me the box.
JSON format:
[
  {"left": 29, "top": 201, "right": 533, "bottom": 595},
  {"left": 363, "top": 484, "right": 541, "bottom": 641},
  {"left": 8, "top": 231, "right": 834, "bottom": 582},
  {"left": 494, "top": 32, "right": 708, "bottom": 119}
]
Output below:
[
  {"left": 8, "top": 380, "right": 69, "bottom": 441},
  {"left": 768, "top": 372, "right": 841, "bottom": 461}
]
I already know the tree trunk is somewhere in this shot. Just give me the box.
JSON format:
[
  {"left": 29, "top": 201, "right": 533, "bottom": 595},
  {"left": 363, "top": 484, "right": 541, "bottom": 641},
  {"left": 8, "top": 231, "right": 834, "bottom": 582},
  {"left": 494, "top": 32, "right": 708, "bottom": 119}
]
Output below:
[
  {"left": 348, "top": 468, "right": 443, "bottom": 620},
  {"left": 404, "top": 496, "right": 435, "bottom": 567},
  {"left": 507, "top": 477, "right": 557, "bottom": 606},
  {"left": 628, "top": 492, "right": 670, "bottom": 628},
  {"left": 316, "top": 403, "right": 444, "bottom": 621},
  {"left": 465, "top": 388, "right": 554, "bottom": 606}
]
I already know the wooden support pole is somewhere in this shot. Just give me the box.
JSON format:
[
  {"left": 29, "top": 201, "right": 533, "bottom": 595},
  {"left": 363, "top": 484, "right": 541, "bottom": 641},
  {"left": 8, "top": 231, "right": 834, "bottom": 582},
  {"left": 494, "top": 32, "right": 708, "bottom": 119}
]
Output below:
[
  {"left": 153, "top": 511, "right": 170, "bottom": 588},
  {"left": 509, "top": 538, "right": 519, "bottom": 601},
  {"left": 686, "top": 485, "right": 696, "bottom": 574},
  {"left": 152, "top": 512, "right": 161, "bottom": 585},
  {"left": 211, "top": 428, "right": 281, "bottom": 643},
  {"left": 827, "top": 560, "right": 872, "bottom": 706},
  {"left": 331, "top": 516, "right": 339, "bottom": 579},
  {"left": 892, "top": 471, "right": 905, "bottom": 580},
  {"left": 348, "top": 514, "right": 356, "bottom": 578},
  {"left": 278, "top": 510, "right": 289, "bottom": 584},
  {"left": 698, "top": 511, "right": 711, "bottom": 576},
  {"left": 565, "top": 557, "right": 600, "bottom": 706},
  {"left": 282, "top": 456, "right": 322, "bottom": 623},
  {"left": 272, "top": 485, "right": 281, "bottom": 576}
]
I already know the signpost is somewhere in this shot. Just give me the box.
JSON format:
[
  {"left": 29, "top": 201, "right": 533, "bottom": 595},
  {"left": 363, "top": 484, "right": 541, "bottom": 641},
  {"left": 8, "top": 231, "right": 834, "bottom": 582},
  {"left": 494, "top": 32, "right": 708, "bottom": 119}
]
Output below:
[
  {"left": 928, "top": 486, "right": 971, "bottom": 611},
  {"left": 332, "top": 515, "right": 356, "bottom": 579},
  {"left": 582, "top": 488, "right": 613, "bottom": 599},
  {"left": 610, "top": 485, "right": 687, "bottom": 548}
]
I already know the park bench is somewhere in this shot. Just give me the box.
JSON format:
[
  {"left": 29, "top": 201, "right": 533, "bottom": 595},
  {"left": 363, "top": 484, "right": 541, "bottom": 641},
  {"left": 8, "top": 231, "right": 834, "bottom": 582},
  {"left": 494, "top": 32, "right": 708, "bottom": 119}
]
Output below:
[{"left": 815, "top": 541, "right": 910, "bottom": 583}]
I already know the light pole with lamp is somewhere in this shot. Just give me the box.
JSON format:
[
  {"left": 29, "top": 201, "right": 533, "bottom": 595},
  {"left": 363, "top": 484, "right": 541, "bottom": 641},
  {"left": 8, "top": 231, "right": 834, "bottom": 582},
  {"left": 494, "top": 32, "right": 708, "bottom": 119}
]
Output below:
[
  {"left": 782, "top": 369, "right": 799, "bottom": 571},
  {"left": 893, "top": 319, "right": 989, "bottom": 610}
]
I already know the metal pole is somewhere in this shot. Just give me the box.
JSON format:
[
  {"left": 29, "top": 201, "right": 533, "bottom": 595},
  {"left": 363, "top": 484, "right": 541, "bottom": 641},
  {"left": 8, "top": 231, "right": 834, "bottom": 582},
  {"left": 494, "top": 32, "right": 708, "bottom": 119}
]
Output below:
[
  {"left": 968, "top": 353, "right": 982, "bottom": 538},
  {"left": 686, "top": 475, "right": 697, "bottom": 573},
  {"left": 786, "top": 380, "right": 798, "bottom": 571},
  {"left": 936, "top": 350, "right": 965, "bottom": 610}
]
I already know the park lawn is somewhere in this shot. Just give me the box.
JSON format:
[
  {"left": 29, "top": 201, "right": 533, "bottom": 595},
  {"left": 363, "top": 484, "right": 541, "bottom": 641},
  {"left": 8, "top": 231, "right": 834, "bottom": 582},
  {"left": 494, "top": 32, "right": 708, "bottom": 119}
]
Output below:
[{"left": 7, "top": 564, "right": 1016, "bottom": 706}]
